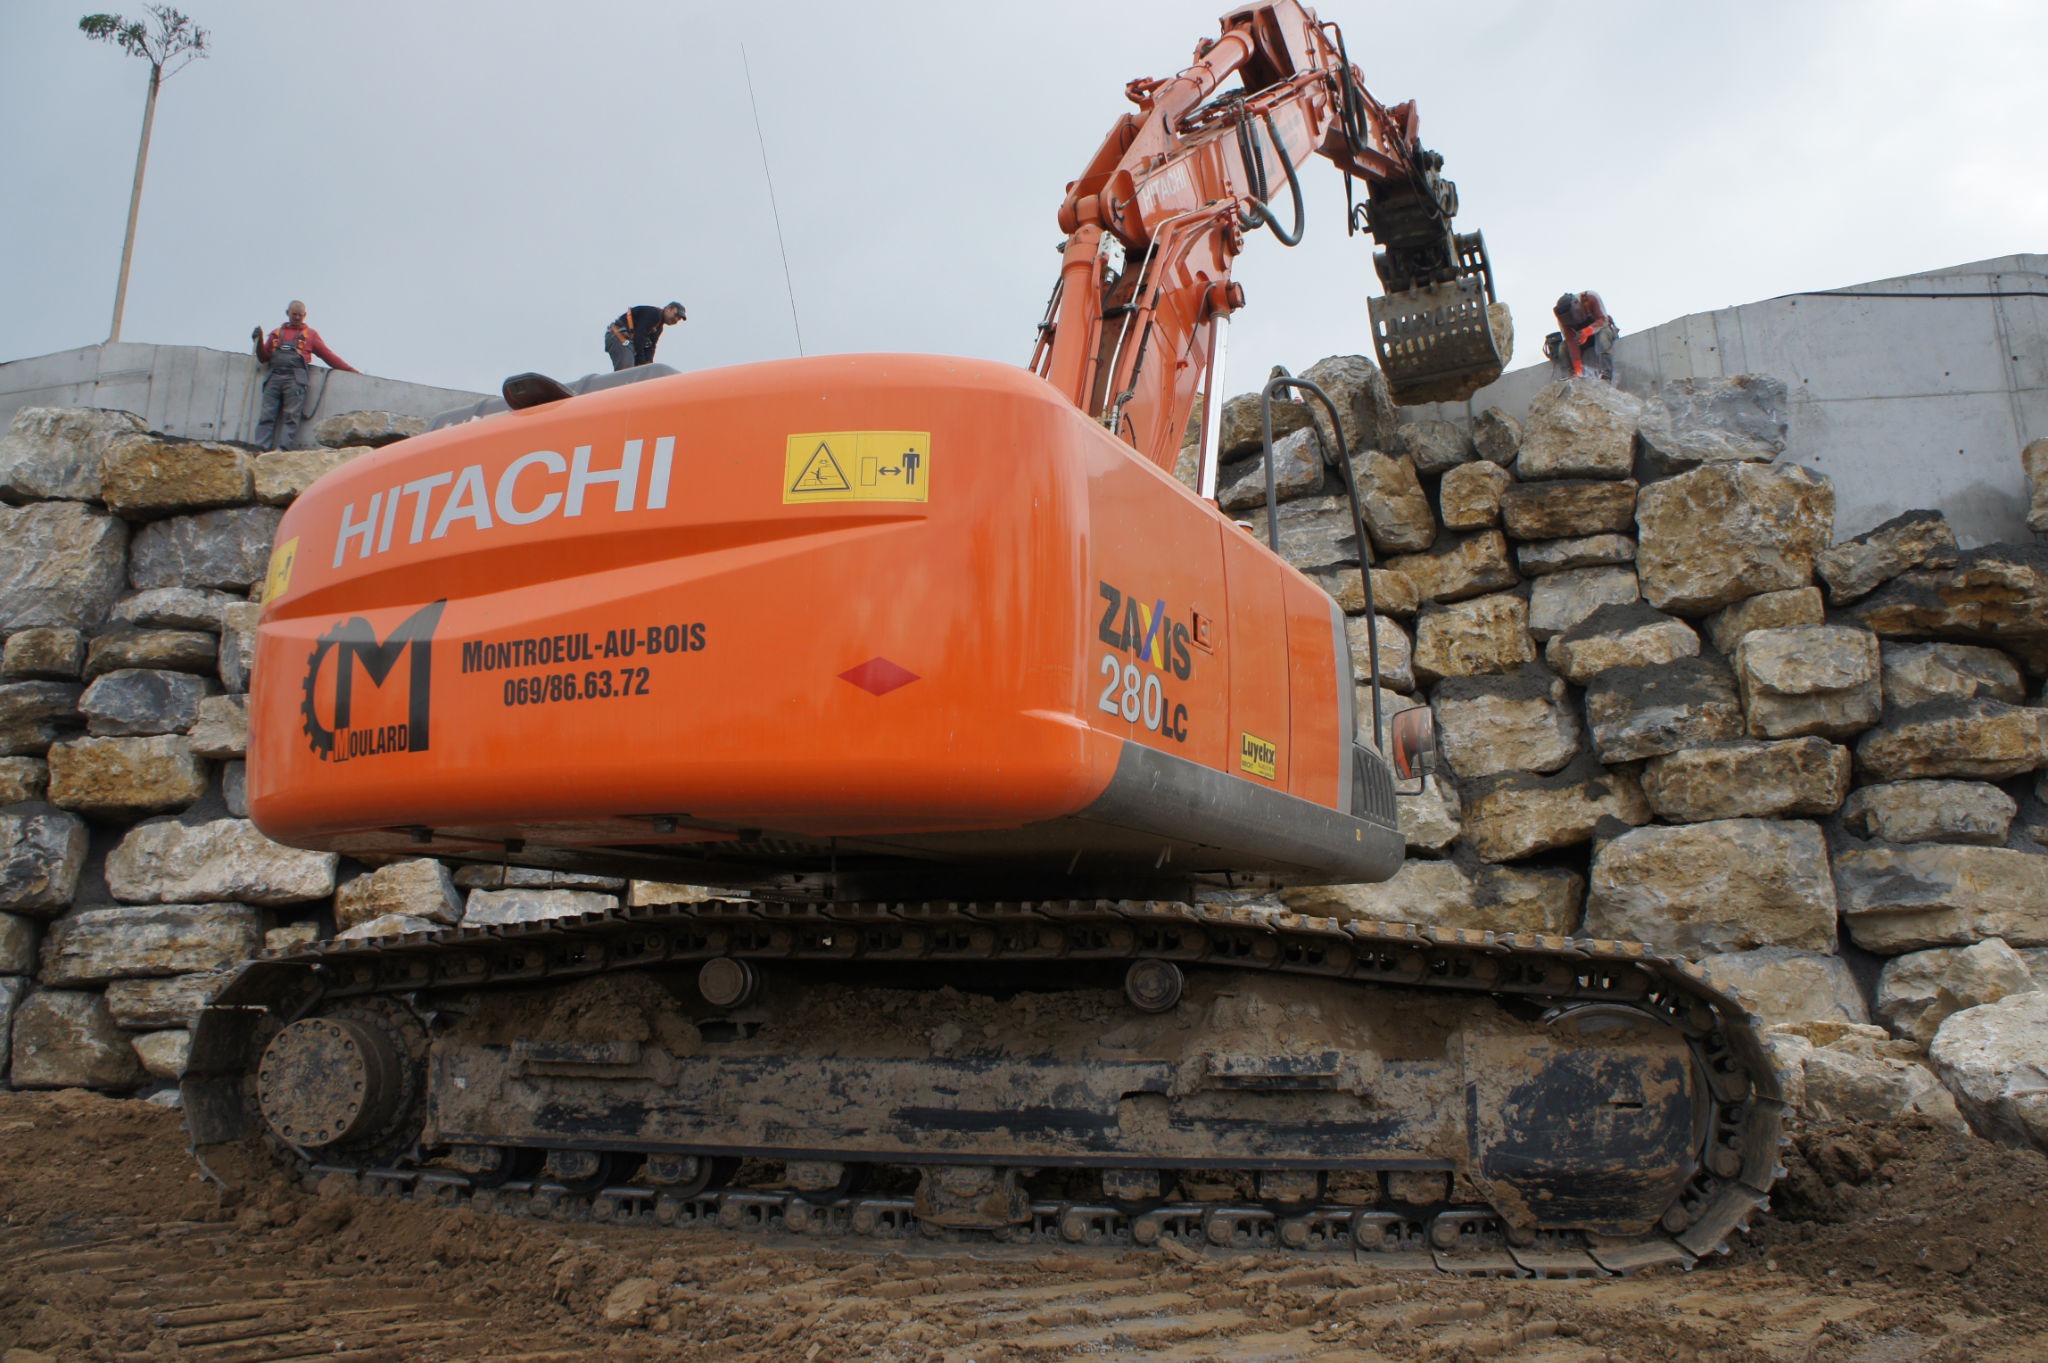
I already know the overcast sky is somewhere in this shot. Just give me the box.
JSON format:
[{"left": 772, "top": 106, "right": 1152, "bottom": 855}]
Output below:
[{"left": 4, "top": 0, "right": 2045, "bottom": 405}]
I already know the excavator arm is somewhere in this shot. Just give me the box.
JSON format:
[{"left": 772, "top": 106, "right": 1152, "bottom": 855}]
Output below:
[{"left": 1030, "top": 0, "right": 1508, "bottom": 475}]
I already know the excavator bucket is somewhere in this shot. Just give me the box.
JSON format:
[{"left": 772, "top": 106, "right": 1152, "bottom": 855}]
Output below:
[{"left": 1369, "top": 235, "right": 1512, "bottom": 406}]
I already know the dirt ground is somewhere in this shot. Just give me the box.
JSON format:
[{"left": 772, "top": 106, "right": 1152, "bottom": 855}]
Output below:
[{"left": 2, "top": 1091, "right": 2046, "bottom": 1362}]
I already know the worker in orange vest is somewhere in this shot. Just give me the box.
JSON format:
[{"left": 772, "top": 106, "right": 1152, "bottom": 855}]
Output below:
[
  {"left": 1551, "top": 291, "right": 1618, "bottom": 381},
  {"left": 250, "top": 301, "right": 357, "bottom": 449}
]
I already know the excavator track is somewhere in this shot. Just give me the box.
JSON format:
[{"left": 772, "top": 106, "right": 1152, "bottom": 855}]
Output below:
[{"left": 183, "top": 898, "right": 1785, "bottom": 1277}]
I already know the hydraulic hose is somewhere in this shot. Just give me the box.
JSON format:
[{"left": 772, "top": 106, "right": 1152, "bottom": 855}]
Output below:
[
  {"left": 1237, "top": 113, "right": 1305, "bottom": 247},
  {"left": 1259, "top": 374, "right": 1380, "bottom": 751}
]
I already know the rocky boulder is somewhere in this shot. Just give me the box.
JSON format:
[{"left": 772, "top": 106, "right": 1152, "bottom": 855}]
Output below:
[
  {"left": 464, "top": 888, "right": 621, "bottom": 925},
  {"left": 218, "top": 602, "right": 260, "bottom": 693},
  {"left": 1768, "top": 1024, "right": 1967, "bottom": 1133},
  {"left": 1246, "top": 496, "right": 1359, "bottom": 572},
  {"left": 1383, "top": 530, "right": 1518, "bottom": 604},
  {"left": 1217, "top": 427, "right": 1326, "bottom": 513},
  {"left": 127, "top": 506, "right": 286, "bottom": 592},
  {"left": 9, "top": 989, "right": 145, "bottom": 1090},
  {"left": 1301, "top": 354, "right": 1398, "bottom": 459},
  {"left": 2027, "top": 437, "right": 2048, "bottom": 535},
  {"left": 1217, "top": 388, "right": 1311, "bottom": 460},
  {"left": 1855, "top": 698, "right": 2048, "bottom": 782},
  {"left": 334, "top": 859, "right": 464, "bottom": 930},
  {"left": 0, "top": 913, "right": 33, "bottom": 973},
  {"left": 1548, "top": 603, "right": 1702, "bottom": 689},
  {"left": 313, "top": 410, "right": 426, "bottom": 448},
  {"left": 1410, "top": 594, "right": 1536, "bottom": 684},
  {"left": 1515, "top": 534, "right": 1635, "bottom": 578},
  {"left": 104, "top": 971, "right": 228, "bottom": 1029},
  {"left": 1850, "top": 544, "right": 2048, "bottom": 662},
  {"left": 1345, "top": 614, "right": 1413, "bottom": 693},
  {"left": 79, "top": 668, "right": 216, "bottom": 738},
  {"left": 1703, "top": 586, "right": 1825, "bottom": 657},
  {"left": 111, "top": 586, "right": 243, "bottom": 633},
  {"left": 1391, "top": 420, "right": 1470, "bottom": 476},
  {"left": 1734, "top": 625, "right": 1882, "bottom": 740},
  {"left": 0, "top": 757, "right": 47, "bottom": 804},
  {"left": 105, "top": 818, "right": 338, "bottom": 905},
  {"left": 83, "top": 629, "right": 218, "bottom": 679},
  {"left": 1397, "top": 775, "right": 1462, "bottom": 853},
  {"left": 1516, "top": 380, "right": 1641, "bottom": 481},
  {"left": 1280, "top": 858, "right": 1582, "bottom": 934},
  {"left": 1459, "top": 759, "right": 1651, "bottom": 863},
  {"left": 1928, "top": 992, "right": 2048, "bottom": 1150},
  {"left": 1635, "top": 462, "right": 1834, "bottom": 616},
  {"left": 0, "top": 680, "right": 84, "bottom": 757},
  {"left": 1585, "top": 819, "right": 1837, "bottom": 956},
  {"left": 46, "top": 735, "right": 209, "bottom": 819},
  {"left": 0, "top": 806, "right": 89, "bottom": 916},
  {"left": 1499, "top": 479, "right": 1637, "bottom": 540},
  {"left": 98, "top": 434, "right": 253, "bottom": 517},
  {"left": 1430, "top": 663, "right": 1579, "bottom": 779},
  {"left": 2, "top": 627, "right": 86, "bottom": 681},
  {"left": 1351, "top": 451, "right": 1435, "bottom": 553},
  {"left": 0, "top": 406, "right": 150, "bottom": 502},
  {"left": 1841, "top": 780, "right": 2017, "bottom": 845},
  {"left": 186, "top": 694, "right": 247, "bottom": 760},
  {"left": 1581, "top": 650, "right": 1744, "bottom": 757},
  {"left": 1470, "top": 406, "right": 1521, "bottom": 465},
  {"left": 0, "top": 503, "right": 129, "bottom": 632},
  {"left": 1815, "top": 510, "right": 1959, "bottom": 605},
  {"left": 1527, "top": 566, "right": 1639, "bottom": 641},
  {"left": 1876, "top": 939, "right": 2039, "bottom": 1047},
  {"left": 1698, "top": 947, "right": 1869, "bottom": 1028},
  {"left": 1437, "top": 460, "right": 1511, "bottom": 531},
  {"left": 255, "top": 445, "right": 370, "bottom": 505},
  {"left": 1640, "top": 737, "right": 1850, "bottom": 822},
  {"left": 1836, "top": 845, "right": 2048, "bottom": 952},
  {"left": 1633, "top": 375, "right": 1789, "bottom": 478},
  {"left": 1879, "top": 641, "right": 2025, "bottom": 709},
  {"left": 39, "top": 903, "right": 265, "bottom": 986}
]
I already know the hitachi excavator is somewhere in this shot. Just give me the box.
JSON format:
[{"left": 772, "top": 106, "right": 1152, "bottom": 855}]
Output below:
[{"left": 185, "top": 1, "right": 1783, "bottom": 1273}]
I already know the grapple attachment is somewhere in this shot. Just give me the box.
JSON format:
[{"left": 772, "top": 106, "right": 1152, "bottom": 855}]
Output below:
[{"left": 1369, "top": 233, "right": 1512, "bottom": 406}]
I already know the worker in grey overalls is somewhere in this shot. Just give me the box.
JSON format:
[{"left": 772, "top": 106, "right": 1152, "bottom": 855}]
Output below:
[{"left": 251, "top": 300, "right": 357, "bottom": 450}]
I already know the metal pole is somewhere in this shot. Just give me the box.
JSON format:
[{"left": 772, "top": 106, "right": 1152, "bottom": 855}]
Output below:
[{"left": 109, "top": 63, "right": 161, "bottom": 344}]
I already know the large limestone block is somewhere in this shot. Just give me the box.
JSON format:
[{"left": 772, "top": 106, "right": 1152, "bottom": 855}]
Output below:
[
  {"left": 263, "top": 920, "right": 320, "bottom": 953},
  {"left": 1836, "top": 845, "right": 2048, "bottom": 952},
  {"left": 111, "top": 586, "right": 242, "bottom": 633},
  {"left": 1280, "top": 859, "right": 1582, "bottom": 934},
  {"left": 1470, "top": 406, "right": 1520, "bottom": 465},
  {"left": 1313, "top": 567, "right": 1418, "bottom": 619},
  {"left": 464, "top": 888, "right": 621, "bottom": 925},
  {"left": 104, "top": 970, "right": 229, "bottom": 1029},
  {"left": 1876, "top": 940, "right": 2039, "bottom": 1047},
  {"left": 0, "top": 502, "right": 129, "bottom": 631},
  {"left": 1391, "top": 419, "right": 1470, "bottom": 475},
  {"left": 1854, "top": 699, "right": 2048, "bottom": 781},
  {"left": 84, "top": 628, "right": 218, "bottom": 679},
  {"left": 1345, "top": 614, "right": 1413, "bottom": 693},
  {"left": 1878, "top": 641, "right": 2024, "bottom": 709},
  {"left": 313, "top": 410, "right": 425, "bottom": 448},
  {"left": 1384, "top": 531, "right": 1517, "bottom": 605},
  {"left": 1585, "top": 820, "right": 1837, "bottom": 957},
  {"left": 1703, "top": 587, "right": 1824, "bottom": 657},
  {"left": 1217, "top": 428, "right": 1326, "bottom": 513},
  {"left": 255, "top": 445, "right": 371, "bottom": 505},
  {"left": 1527, "top": 566, "right": 1638, "bottom": 641},
  {"left": 1411, "top": 594, "right": 1536, "bottom": 684},
  {"left": 1499, "top": 479, "right": 1637, "bottom": 541},
  {"left": 334, "top": 859, "right": 463, "bottom": 930},
  {"left": 336, "top": 912, "right": 442, "bottom": 941},
  {"left": 1815, "top": 510, "right": 1959, "bottom": 605},
  {"left": 134, "top": 1029, "right": 191, "bottom": 1080},
  {"left": 1841, "top": 780, "right": 2017, "bottom": 846},
  {"left": 1699, "top": 948, "right": 1870, "bottom": 1029},
  {"left": 1438, "top": 459, "right": 1511, "bottom": 531},
  {"left": 46, "top": 734, "right": 208, "bottom": 818},
  {"left": 1641, "top": 738, "right": 1850, "bottom": 822},
  {"left": 186, "top": 694, "right": 247, "bottom": 760},
  {"left": 1633, "top": 375, "right": 1789, "bottom": 477},
  {"left": 79, "top": 668, "right": 216, "bottom": 737},
  {"left": 1460, "top": 760, "right": 1651, "bottom": 863},
  {"left": 2027, "top": 438, "right": 2048, "bottom": 535},
  {"left": 1516, "top": 380, "right": 1641, "bottom": 481},
  {"left": 1301, "top": 355, "right": 1398, "bottom": 460},
  {"left": 1545, "top": 602, "right": 1700, "bottom": 686},
  {"left": 1734, "top": 625, "right": 1881, "bottom": 740},
  {"left": 9, "top": 989, "right": 145, "bottom": 1090},
  {"left": 0, "top": 912, "right": 35, "bottom": 973},
  {"left": 1585, "top": 655, "right": 1749, "bottom": 769},
  {"left": 1635, "top": 463, "right": 1834, "bottom": 616},
  {"left": 1516, "top": 534, "right": 1635, "bottom": 578},
  {"left": 1351, "top": 451, "right": 1435, "bottom": 554},
  {"left": 449, "top": 866, "right": 624, "bottom": 890},
  {"left": 0, "top": 680, "right": 84, "bottom": 757},
  {"left": 1769, "top": 1026, "right": 1966, "bottom": 1132},
  {"left": 106, "top": 818, "right": 338, "bottom": 905},
  {"left": 0, "top": 756, "right": 48, "bottom": 804},
  {"left": 625, "top": 881, "right": 721, "bottom": 907},
  {"left": 1431, "top": 664, "right": 1578, "bottom": 780},
  {"left": 1246, "top": 496, "right": 1359, "bottom": 572},
  {"left": 40, "top": 903, "right": 264, "bottom": 986},
  {"left": 1217, "top": 388, "right": 1311, "bottom": 460},
  {"left": 3, "top": 627, "right": 86, "bottom": 681},
  {"left": 98, "top": 434, "right": 253, "bottom": 517},
  {"left": 1850, "top": 546, "right": 2048, "bottom": 660},
  {"left": 218, "top": 602, "right": 259, "bottom": 693},
  {"left": 1929, "top": 992, "right": 2048, "bottom": 1149},
  {"left": 127, "top": 506, "right": 285, "bottom": 592},
  {"left": 1397, "top": 775, "right": 1461, "bottom": 853},
  {"left": 0, "top": 406, "right": 148, "bottom": 501},
  {"left": 0, "top": 806, "right": 88, "bottom": 916}
]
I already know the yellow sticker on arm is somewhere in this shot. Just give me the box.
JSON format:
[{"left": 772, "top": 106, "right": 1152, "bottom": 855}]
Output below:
[{"left": 784, "top": 432, "right": 930, "bottom": 504}]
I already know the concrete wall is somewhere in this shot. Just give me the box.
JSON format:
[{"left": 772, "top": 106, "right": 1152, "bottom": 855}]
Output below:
[
  {"left": 0, "top": 343, "right": 485, "bottom": 449},
  {"left": 1414, "top": 254, "right": 2048, "bottom": 548}
]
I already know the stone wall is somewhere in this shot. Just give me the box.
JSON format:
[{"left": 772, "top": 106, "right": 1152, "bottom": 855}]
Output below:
[{"left": 2, "top": 378, "right": 2045, "bottom": 1156}]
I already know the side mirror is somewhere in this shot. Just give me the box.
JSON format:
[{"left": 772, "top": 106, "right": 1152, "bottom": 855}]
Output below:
[{"left": 1389, "top": 706, "right": 1437, "bottom": 784}]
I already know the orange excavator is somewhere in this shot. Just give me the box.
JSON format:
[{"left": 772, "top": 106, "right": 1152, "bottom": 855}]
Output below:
[{"left": 185, "top": 2, "right": 1782, "bottom": 1272}]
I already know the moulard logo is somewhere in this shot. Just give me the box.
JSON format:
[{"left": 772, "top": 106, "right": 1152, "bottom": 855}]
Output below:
[{"left": 301, "top": 600, "right": 448, "bottom": 763}]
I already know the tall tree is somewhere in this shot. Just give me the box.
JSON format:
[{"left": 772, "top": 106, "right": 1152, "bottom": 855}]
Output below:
[{"left": 80, "top": 6, "right": 210, "bottom": 343}]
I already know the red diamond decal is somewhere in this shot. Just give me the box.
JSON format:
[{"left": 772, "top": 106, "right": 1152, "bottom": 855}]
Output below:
[{"left": 839, "top": 656, "right": 920, "bottom": 696}]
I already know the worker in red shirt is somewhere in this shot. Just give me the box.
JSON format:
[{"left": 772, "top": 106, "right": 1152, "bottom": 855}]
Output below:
[
  {"left": 1551, "top": 291, "right": 1618, "bottom": 382},
  {"left": 250, "top": 300, "right": 357, "bottom": 450}
]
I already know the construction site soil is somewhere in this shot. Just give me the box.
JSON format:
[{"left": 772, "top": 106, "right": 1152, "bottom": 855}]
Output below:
[{"left": 2, "top": 1090, "right": 2044, "bottom": 1362}]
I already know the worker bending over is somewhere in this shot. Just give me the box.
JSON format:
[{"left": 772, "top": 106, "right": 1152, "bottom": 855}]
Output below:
[
  {"left": 1552, "top": 291, "right": 1618, "bottom": 382},
  {"left": 605, "top": 302, "right": 686, "bottom": 370}
]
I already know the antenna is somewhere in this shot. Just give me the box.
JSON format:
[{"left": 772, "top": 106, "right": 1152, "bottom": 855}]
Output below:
[{"left": 741, "top": 44, "right": 806, "bottom": 357}]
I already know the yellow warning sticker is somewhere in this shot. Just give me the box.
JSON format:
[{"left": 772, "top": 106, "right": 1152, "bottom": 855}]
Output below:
[
  {"left": 262, "top": 536, "right": 299, "bottom": 606},
  {"left": 1239, "top": 731, "right": 1278, "bottom": 781},
  {"left": 783, "top": 431, "right": 931, "bottom": 504}
]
